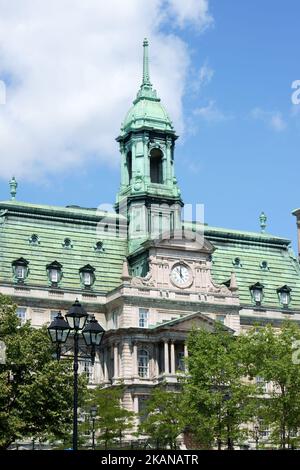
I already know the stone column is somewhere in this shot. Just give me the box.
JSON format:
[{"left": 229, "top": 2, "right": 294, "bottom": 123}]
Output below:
[
  {"left": 164, "top": 340, "right": 169, "bottom": 374},
  {"left": 184, "top": 343, "right": 188, "bottom": 372},
  {"left": 99, "top": 351, "right": 104, "bottom": 382},
  {"left": 170, "top": 341, "right": 176, "bottom": 375},
  {"left": 103, "top": 347, "right": 108, "bottom": 381},
  {"left": 155, "top": 344, "right": 159, "bottom": 376},
  {"left": 132, "top": 342, "right": 138, "bottom": 377},
  {"left": 114, "top": 343, "right": 119, "bottom": 378},
  {"left": 133, "top": 394, "right": 139, "bottom": 413}
]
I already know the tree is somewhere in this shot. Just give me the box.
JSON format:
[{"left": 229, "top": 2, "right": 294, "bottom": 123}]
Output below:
[
  {"left": 183, "top": 324, "right": 256, "bottom": 449},
  {"left": 240, "top": 322, "right": 300, "bottom": 449},
  {"left": 0, "top": 294, "right": 87, "bottom": 449},
  {"left": 138, "top": 385, "right": 185, "bottom": 449},
  {"left": 87, "top": 385, "right": 135, "bottom": 449}
]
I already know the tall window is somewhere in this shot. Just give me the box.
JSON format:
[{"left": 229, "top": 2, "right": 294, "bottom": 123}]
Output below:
[
  {"left": 16, "top": 307, "right": 27, "bottom": 325},
  {"left": 112, "top": 310, "right": 118, "bottom": 329},
  {"left": 139, "top": 308, "right": 149, "bottom": 328},
  {"left": 150, "top": 148, "right": 163, "bottom": 184},
  {"left": 81, "top": 359, "right": 94, "bottom": 384},
  {"left": 138, "top": 349, "right": 149, "bottom": 378}
]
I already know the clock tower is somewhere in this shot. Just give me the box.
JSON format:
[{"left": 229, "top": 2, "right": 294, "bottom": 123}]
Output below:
[{"left": 116, "top": 39, "right": 183, "bottom": 253}]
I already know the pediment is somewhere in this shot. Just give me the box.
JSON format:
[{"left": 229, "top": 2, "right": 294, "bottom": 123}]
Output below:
[{"left": 153, "top": 312, "right": 233, "bottom": 333}]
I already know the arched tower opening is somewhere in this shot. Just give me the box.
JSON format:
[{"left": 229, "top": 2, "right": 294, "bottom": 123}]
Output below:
[
  {"left": 126, "top": 151, "right": 132, "bottom": 184},
  {"left": 150, "top": 148, "right": 163, "bottom": 184}
]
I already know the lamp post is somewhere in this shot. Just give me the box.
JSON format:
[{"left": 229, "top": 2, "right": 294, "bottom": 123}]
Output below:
[
  {"left": 90, "top": 405, "right": 97, "bottom": 450},
  {"left": 254, "top": 424, "right": 259, "bottom": 450},
  {"left": 48, "top": 300, "right": 104, "bottom": 451}
]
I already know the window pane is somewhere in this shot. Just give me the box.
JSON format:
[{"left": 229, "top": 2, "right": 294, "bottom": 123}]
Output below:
[
  {"left": 139, "top": 309, "right": 149, "bottom": 328},
  {"left": 50, "top": 269, "right": 58, "bottom": 282},
  {"left": 17, "top": 307, "right": 26, "bottom": 324},
  {"left": 83, "top": 272, "right": 91, "bottom": 286},
  {"left": 138, "top": 349, "right": 149, "bottom": 378},
  {"left": 16, "top": 266, "right": 25, "bottom": 279}
]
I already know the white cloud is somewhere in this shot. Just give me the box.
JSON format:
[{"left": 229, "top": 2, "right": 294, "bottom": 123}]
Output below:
[
  {"left": 193, "top": 100, "right": 229, "bottom": 122},
  {"left": 251, "top": 107, "right": 287, "bottom": 132},
  {"left": 198, "top": 63, "right": 214, "bottom": 87},
  {"left": 0, "top": 0, "right": 213, "bottom": 181},
  {"left": 164, "top": 0, "right": 213, "bottom": 30}
]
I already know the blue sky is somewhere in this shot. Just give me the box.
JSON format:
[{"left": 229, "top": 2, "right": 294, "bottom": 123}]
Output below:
[{"left": 0, "top": 1, "right": 299, "bottom": 249}]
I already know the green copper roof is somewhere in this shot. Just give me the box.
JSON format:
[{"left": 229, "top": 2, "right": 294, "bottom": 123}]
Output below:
[
  {"left": 120, "top": 39, "right": 174, "bottom": 135},
  {"left": 201, "top": 224, "right": 300, "bottom": 309},
  {"left": 0, "top": 201, "right": 127, "bottom": 293}
]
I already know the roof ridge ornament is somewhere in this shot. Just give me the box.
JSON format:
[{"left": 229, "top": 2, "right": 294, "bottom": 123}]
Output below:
[
  {"left": 9, "top": 176, "right": 18, "bottom": 200},
  {"left": 259, "top": 211, "right": 267, "bottom": 233}
]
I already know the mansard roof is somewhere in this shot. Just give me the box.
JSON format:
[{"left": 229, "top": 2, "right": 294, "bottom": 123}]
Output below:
[{"left": 0, "top": 200, "right": 127, "bottom": 293}]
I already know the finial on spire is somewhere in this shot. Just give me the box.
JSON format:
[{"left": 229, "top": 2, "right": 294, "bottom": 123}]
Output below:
[
  {"left": 9, "top": 177, "right": 18, "bottom": 200},
  {"left": 259, "top": 211, "right": 267, "bottom": 233},
  {"left": 142, "top": 38, "right": 151, "bottom": 87}
]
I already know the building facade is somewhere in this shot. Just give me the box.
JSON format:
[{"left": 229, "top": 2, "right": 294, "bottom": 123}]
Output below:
[{"left": 1, "top": 39, "right": 300, "bottom": 418}]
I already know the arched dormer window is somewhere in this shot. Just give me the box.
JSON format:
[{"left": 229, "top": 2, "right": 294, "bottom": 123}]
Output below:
[
  {"left": 138, "top": 349, "right": 149, "bottom": 378},
  {"left": 150, "top": 148, "right": 163, "bottom": 184},
  {"left": 79, "top": 264, "right": 95, "bottom": 289},
  {"left": 250, "top": 282, "right": 264, "bottom": 306},
  {"left": 47, "top": 261, "right": 62, "bottom": 286},
  {"left": 12, "top": 257, "right": 29, "bottom": 283},
  {"left": 277, "top": 285, "right": 291, "bottom": 308}
]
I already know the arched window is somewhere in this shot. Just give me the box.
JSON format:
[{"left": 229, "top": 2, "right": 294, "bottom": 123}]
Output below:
[
  {"left": 150, "top": 148, "right": 163, "bottom": 184},
  {"left": 138, "top": 349, "right": 149, "bottom": 378},
  {"left": 126, "top": 151, "right": 132, "bottom": 183}
]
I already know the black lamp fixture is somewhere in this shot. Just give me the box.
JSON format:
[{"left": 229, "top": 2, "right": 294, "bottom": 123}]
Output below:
[
  {"left": 48, "top": 311, "right": 70, "bottom": 359},
  {"left": 250, "top": 282, "right": 264, "bottom": 306},
  {"left": 65, "top": 299, "right": 88, "bottom": 330},
  {"left": 47, "top": 300, "right": 104, "bottom": 451}
]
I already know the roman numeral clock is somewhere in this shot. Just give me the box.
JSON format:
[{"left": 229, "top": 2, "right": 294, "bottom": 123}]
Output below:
[{"left": 170, "top": 263, "right": 193, "bottom": 289}]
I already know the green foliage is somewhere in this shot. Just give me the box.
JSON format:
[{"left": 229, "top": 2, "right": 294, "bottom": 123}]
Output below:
[
  {"left": 85, "top": 385, "right": 135, "bottom": 449},
  {"left": 0, "top": 294, "right": 87, "bottom": 449},
  {"left": 138, "top": 385, "right": 185, "bottom": 449},
  {"left": 183, "top": 324, "right": 256, "bottom": 449},
  {"left": 240, "top": 322, "right": 300, "bottom": 449}
]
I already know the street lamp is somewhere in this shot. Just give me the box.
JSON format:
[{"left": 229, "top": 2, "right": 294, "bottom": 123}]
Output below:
[
  {"left": 90, "top": 405, "right": 97, "bottom": 450},
  {"left": 47, "top": 300, "right": 104, "bottom": 451},
  {"left": 254, "top": 424, "right": 260, "bottom": 450}
]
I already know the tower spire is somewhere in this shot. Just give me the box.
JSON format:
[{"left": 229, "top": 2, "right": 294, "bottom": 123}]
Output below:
[
  {"left": 142, "top": 38, "right": 151, "bottom": 87},
  {"left": 134, "top": 38, "right": 158, "bottom": 103}
]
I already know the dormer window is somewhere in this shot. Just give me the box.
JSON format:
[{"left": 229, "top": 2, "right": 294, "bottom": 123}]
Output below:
[
  {"left": 277, "top": 285, "right": 291, "bottom": 308},
  {"left": 29, "top": 234, "right": 40, "bottom": 245},
  {"left": 79, "top": 264, "right": 95, "bottom": 288},
  {"left": 12, "top": 258, "right": 29, "bottom": 283},
  {"left": 250, "top": 282, "right": 264, "bottom": 306},
  {"left": 63, "top": 238, "right": 72, "bottom": 249},
  {"left": 260, "top": 261, "right": 269, "bottom": 271},
  {"left": 47, "top": 261, "right": 62, "bottom": 286},
  {"left": 233, "top": 257, "right": 242, "bottom": 268},
  {"left": 94, "top": 241, "right": 104, "bottom": 252}
]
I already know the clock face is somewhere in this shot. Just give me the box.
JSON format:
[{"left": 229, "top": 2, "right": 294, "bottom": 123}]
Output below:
[{"left": 170, "top": 264, "right": 192, "bottom": 288}]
